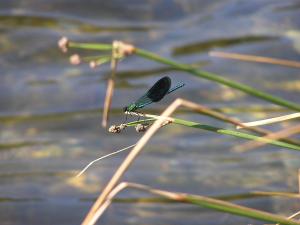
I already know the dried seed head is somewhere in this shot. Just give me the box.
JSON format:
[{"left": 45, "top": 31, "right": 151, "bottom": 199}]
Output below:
[
  {"left": 108, "top": 125, "right": 121, "bottom": 133},
  {"left": 89, "top": 61, "right": 97, "bottom": 69},
  {"left": 119, "top": 124, "right": 127, "bottom": 130},
  {"left": 70, "top": 54, "right": 81, "bottom": 65},
  {"left": 121, "top": 42, "right": 135, "bottom": 56},
  {"left": 108, "top": 124, "right": 127, "bottom": 133},
  {"left": 112, "top": 41, "right": 135, "bottom": 60},
  {"left": 135, "top": 123, "right": 150, "bottom": 132},
  {"left": 58, "top": 37, "right": 69, "bottom": 53},
  {"left": 161, "top": 120, "right": 172, "bottom": 127}
]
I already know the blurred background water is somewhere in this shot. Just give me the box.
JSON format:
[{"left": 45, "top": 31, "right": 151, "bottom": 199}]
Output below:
[{"left": 0, "top": 1, "right": 300, "bottom": 224}]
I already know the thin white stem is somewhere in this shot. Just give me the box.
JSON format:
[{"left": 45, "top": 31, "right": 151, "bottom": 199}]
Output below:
[
  {"left": 233, "top": 124, "right": 300, "bottom": 152},
  {"left": 210, "top": 51, "right": 300, "bottom": 68},
  {"left": 76, "top": 144, "right": 136, "bottom": 177},
  {"left": 236, "top": 113, "right": 300, "bottom": 129}
]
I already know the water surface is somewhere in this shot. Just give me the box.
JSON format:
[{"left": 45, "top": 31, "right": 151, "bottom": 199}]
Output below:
[{"left": 0, "top": 1, "right": 300, "bottom": 224}]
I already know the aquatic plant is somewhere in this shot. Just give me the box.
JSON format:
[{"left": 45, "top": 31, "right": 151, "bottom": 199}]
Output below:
[{"left": 59, "top": 38, "right": 300, "bottom": 225}]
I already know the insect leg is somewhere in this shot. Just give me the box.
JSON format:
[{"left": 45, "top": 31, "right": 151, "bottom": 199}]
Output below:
[
  {"left": 122, "top": 111, "right": 129, "bottom": 124},
  {"left": 137, "top": 111, "right": 141, "bottom": 121}
]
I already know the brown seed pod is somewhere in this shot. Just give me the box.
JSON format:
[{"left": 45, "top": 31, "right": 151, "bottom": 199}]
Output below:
[
  {"left": 135, "top": 123, "right": 150, "bottom": 132},
  {"left": 108, "top": 124, "right": 127, "bottom": 133}
]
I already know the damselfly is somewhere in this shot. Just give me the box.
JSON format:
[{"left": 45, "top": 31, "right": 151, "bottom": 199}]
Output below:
[{"left": 123, "top": 76, "right": 185, "bottom": 113}]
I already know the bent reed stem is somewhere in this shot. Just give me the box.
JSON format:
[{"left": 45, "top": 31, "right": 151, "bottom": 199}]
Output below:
[{"left": 121, "top": 113, "right": 300, "bottom": 151}]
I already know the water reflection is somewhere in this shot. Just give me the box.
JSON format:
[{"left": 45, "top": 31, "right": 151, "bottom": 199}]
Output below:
[{"left": 0, "top": 0, "right": 300, "bottom": 224}]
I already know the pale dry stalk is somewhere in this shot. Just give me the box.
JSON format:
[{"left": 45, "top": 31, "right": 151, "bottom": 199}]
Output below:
[{"left": 210, "top": 51, "right": 300, "bottom": 68}]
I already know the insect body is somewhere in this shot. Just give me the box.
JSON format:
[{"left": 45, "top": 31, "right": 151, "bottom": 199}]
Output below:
[{"left": 123, "top": 76, "right": 185, "bottom": 113}]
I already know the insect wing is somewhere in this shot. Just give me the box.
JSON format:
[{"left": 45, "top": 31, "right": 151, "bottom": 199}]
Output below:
[
  {"left": 129, "top": 76, "right": 173, "bottom": 110},
  {"left": 134, "top": 94, "right": 153, "bottom": 109},
  {"left": 146, "top": 76, "right": 171, "bottom": 102}
]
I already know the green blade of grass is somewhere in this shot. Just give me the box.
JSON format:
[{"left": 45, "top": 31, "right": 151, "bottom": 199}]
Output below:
[
  {"left": 173, "top": 118, "right": 300, "bottom": 151},
  {"left": 110, "top": 191, "right": 300, "bottom": 204},
  {"left": 68, "top": 42, "right": 112, "bottom": 51},
  {"left": 124, "top": 117, "right": 300, "bottom": 151},
  {"left": 124, "top": 182, "right": 300, "bottom": 225},
  {"left": 185, "top": 194, "right": 300, "bottom": 225},
  {"left": 126, "top": 118, "right": 156, "bottom": 126}
]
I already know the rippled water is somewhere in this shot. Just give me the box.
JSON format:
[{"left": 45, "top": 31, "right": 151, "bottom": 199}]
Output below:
[{"left": 0, "top": 1, "right": 300, "bottom": 224}]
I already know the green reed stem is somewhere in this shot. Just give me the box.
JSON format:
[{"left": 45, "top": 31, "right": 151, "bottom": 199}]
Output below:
[
  {"left": 172, "top": 117, "right": 300, "bottom": 151},
  {"left": 126, "top": 118, "right": 155, "bottom": 126},
  {"left": 113, "top": 190, "right": 300, "bottom": 204},
  {"left": 123, "top": 117, "right": 300, "bottom": 151},
  {"left": 185, "top": 194, "right": 300, "bottom": 225},
  {"left": 68, "top": 42, "right": 112, "bottom": 51},
  {"left": 125, "top": 183, "right": 300, "bottom": 225},
  {"left": 68, "top": 41, "right": 300, "bottom": 111},
  {"left": 136, "top": 48, "right": 300, "bottom": 111}
]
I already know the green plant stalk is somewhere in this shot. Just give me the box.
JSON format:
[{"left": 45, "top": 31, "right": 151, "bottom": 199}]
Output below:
[
  {"left": 173, "top": 118, "right": 300, "bottom": 151},
  {"left": 185, "top": 194, "right": 300, "bottom": 225},
  {"left": 82, "top": 55, "right": 111, "bottom": 61},
  {"left": 113, "top": 192, "right": 290, "bottom": 203},
  {"left": 125, "top": 182, "right": 300, "bottom": 225},
  {"left": 135, "top": 48, "right": 300, "bottom": 111},
  {"left": 68, "top": 41, "right": 300, "bottom": 111},
  {"left": 124, "top": 118, "right": 300, "bottom": 150},
  {"left": 112, "top": 191, "right": 300, "bottom": 204},
  {"left": 126, "top": 118, "right": 155, "bottom": 126},
  {"left": 69, "top": 42, "right": 112, "bottom": 51},
  {"left": 217, "top": 191, "right": 300, "bottom": 201}
]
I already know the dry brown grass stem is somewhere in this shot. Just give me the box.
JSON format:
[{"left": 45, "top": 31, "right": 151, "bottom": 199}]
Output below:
[
  {"left": 101, "top": 78, "right": 115, "bottom": 128},
  {"left": 299, "top": 169, "right": 300, "bottom": 194},
  {"left": 82, "top": 98, "right": 300, "bottom": 225},
  {"left": 233, "top": 124, "right": 300, "bottom": 152},
  {"left": 90, "top": 182, "right": 178, "bottom": 222},
  {"left": 81, "top": 98, "right": 183, "bottom": 225},
  {"left": 88, "top": 182, "right": 300, "bottom": 225},
  {"left": 210, "top": 51, "right": 300, "bottom": 68},
  {"left": 101, "top": 41, "right": 120, "bottom": 128},
  {"left": 87, "top": 182, "right": 130, "bottom": 225},
  {"left": 237, "top": 113, "right": 300, "bottom": 129},
  {"left": 287, "top": 211, "right": 300, "bottom": 221}
]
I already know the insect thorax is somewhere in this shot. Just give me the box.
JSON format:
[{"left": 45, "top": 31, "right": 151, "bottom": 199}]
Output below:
[{"left": 124, "top": 104, "right": 137, "bottom": 112}]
